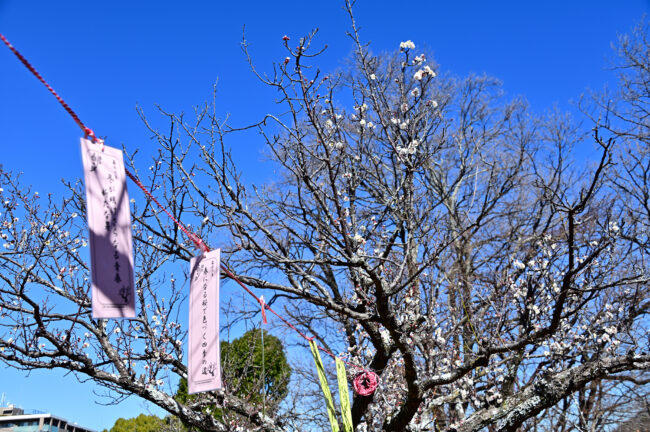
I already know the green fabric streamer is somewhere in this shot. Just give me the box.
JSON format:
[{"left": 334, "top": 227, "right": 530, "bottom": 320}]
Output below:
[
  {"left": 336, "top": 357, "right": 354, "bottom": 432},
  {"left": 309, "top": 340, "right": 340, "bottom": 432}
]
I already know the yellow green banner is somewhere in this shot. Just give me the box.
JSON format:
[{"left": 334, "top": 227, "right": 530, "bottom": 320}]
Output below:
[
  {"left": 336, "top": 357, "right": 354, "bottom": 432},
  {"left": 309, "top": 340, "right": 340, "bottom": 432}
]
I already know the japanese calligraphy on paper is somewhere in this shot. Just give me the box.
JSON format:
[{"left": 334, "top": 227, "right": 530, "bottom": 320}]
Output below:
[
  {"left": 188, "top": 249, "right": 222, "bottom": 394},
  {"left": 80, "top": 138, "right": 136, "bottom": 318}
]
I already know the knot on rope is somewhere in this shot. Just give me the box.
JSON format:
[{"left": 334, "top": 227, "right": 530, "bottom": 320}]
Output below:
[
  {"left": 259, "top": 296, "right": 268, "bottom": 324},
  {"left": 83, "top": 127, "right": 96, "bottom": 141}
]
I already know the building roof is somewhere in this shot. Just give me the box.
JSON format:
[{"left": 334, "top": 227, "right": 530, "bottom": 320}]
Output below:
[{"left": 0, "top": 408, "right": 96, "bottom": 432}]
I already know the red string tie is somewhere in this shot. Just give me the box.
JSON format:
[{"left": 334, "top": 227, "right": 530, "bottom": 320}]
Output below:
[
  {"left": 83, "top": 127, "right": 95, "bottom": 140},
  {"left": 259, "top": 296, "right": 268, "bottom": 325}
]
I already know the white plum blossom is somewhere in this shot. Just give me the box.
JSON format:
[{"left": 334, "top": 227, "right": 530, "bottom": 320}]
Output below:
[
  {"left": 434, "top": 328, "right": 445, "bottom": 345},
  {"left": 512, "top": 259, "right": 526, "bottom": 270},
  {"left": 400, "top": 40, "right": 415, "bottom": 51},
  {"left": 414, "top": 65, "right": 436, "bottom": 81},
  {"left": 397, "top": 139, "right": 420, "bottom": 157},
  {"left": 370, "top": 73, "right": 376, "bottom": 80}
]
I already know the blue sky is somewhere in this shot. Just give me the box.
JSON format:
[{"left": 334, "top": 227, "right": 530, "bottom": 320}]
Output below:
[{"left": 0, "top": 1, "right": 649, "bottom": 430}]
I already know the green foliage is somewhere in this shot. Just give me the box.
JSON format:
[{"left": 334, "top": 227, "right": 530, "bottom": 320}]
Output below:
[
  {"left": 175, "top": 328, "right": 291, "bottom": 426},
  {"left": 102, "top": 413, "right": 169, "bottom": 432},
  {"left": 223, "top": 328, "right": 291, "bottom": 404}
]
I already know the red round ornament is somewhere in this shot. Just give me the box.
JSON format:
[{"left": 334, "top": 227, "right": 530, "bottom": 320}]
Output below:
[{"left": 353, "top": 370, "right": 378, "bottom": 396}]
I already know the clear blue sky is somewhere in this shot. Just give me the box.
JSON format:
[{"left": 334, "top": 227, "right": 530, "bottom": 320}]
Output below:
[{"left": 1, "top": 1, "right": 648, "bottom": 430}]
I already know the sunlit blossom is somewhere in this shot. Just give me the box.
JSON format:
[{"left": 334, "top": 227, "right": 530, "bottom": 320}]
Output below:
[
  {"left": 399, "top": 40, "right": 415, "bottom": 51},
  {"left": 512, "top": 259, "right": 526, "bottom": 270}
]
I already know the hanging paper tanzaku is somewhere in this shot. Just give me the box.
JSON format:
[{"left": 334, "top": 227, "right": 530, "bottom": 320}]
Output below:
[
  {"left": 188, "top": 249, "right": 222, "bottom": 394},
  {"left": 80, "top": 138, "right": 136, "bottom": 318}
]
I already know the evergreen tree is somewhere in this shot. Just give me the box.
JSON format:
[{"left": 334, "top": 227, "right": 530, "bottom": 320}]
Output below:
[{"left": 176, "top": 328, "right": 291, "bottom": 422}]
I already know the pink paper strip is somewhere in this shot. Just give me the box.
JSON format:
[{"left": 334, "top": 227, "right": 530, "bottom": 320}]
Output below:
[
  {"left": 188, "top": 249, "right": 222, "bottom": 394},
  {"left": 80, "top": 138, "right": 136, "bottom": 319}
]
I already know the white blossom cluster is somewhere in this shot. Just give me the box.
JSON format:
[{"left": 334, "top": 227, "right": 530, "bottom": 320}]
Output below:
[
  {"left": 397, "top": 139, "right": 420, "bottom": 157},
  {"left": 413, "top": 65, "right": 435, "bottom": 81},
  {"left": 399, "top": 40, "right": 415, "bottom": 51}
]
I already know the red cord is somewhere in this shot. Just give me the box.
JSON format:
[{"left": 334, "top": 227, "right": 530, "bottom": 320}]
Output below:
[
  {"left": 0, "top": 32, "right": 367, "bottom": 374},
  {"left": 0, "top": 33, "right": 98, "bottom": 143},
  {"left": 218, "top": 264, "right": 363, "bottom": 371},
  {"left": 124, "top": 170, "right": 210, "bottom": 253}
]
